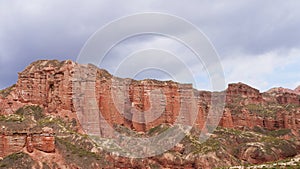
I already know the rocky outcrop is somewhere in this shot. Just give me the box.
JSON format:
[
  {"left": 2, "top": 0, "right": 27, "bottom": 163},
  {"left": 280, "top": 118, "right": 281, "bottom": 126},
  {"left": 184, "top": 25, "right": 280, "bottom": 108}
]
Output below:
[
  {"left": 236, "top": 141, "right": 298, "bottom": 164},
  {"left": 266, "top": 87, "right": 300, "bottom": 105},
  {"left": 219, "top": 108, "right": 234, "bottom": 128},
  {"left": 226, "top": 82, "right": 263, "bottom": 104},
  {"left": 295, "top": 86, "right": 300, "bottom": 94},
  {"left": 0, "top": 134, "right": 26, "bottom": 158},
  {"left": 0, "top": 59, "right": 299, "bottom": 168},
  {"left": 0, "top": 60, "right": 299, "bottom": 134},
  {"left": 0, "top": 127, "right": 55, "bottom": 157},
  {"left": 223, "top": 83, "right": 300, "bottom": 131},
  {"left": 15, "top": 60, "right": 75, "bottom": 114},
  {"left": 0, "top": 86, "right": 25, "bottom": 115},
  {"left": 96, "top": 76, "right": 196, "bottom": 133},
  {"left": 3, "top": 61, "right": 200, "bottom": 135}
]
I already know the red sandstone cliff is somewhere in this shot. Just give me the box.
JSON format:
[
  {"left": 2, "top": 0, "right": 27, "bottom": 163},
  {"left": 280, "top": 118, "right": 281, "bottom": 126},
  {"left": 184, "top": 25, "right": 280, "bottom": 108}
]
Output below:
[
  {"left": 0, "top": 126, "right": 55, "bottom": 157},
  {"left": 295, "top": 86, "right": 300, "bottom": 94},
  {"left": 0, "top": 60, "right": 300, "bottom": 168},
  {"left": 0, "top": 60, "right": 299, "bottom": 134}
]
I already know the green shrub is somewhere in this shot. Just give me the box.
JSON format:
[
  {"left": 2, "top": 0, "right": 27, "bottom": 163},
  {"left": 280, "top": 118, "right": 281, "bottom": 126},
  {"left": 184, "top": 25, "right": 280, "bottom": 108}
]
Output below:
[{"left": 15, "top": 105, "right": 44, "bottom": 121}]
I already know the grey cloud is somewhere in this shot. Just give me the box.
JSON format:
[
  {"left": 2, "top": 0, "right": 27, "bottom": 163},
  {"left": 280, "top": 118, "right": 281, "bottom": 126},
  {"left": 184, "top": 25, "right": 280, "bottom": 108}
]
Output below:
[{"left": 0, "top": 0, "right": 299, "bottom": 90}]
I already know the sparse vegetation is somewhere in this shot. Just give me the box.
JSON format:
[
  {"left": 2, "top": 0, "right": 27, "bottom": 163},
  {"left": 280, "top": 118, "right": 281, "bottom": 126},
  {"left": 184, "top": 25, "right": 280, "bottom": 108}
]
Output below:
[
  {"left": 56, "top": 137, "right": 101, "bottom": 159},
  {"left": 246, "top": 104, "right": 278, "bottom": 117},
  {"left": 147, "top": 124, "right": 170, "bottom": 136},
  {"left": 0, "top": 76, "right": 299, "bottom": 169},
  {"left": 253, "top": 126, "right": 292, "bottom": 137},
  {"left": 15, "top": 105, "right": 44, "bottom": 121},
  {"left": 56, "top": 137, "right": 109, "bottom": 168},
  {"left": 223, "top": 156, "right": 300, "bottom": 169},
  {"left": 0, "top": 84, "right": 15, "bottom": 98},
  {"left": 0, "top": 152, "right": 34, "bottom": 168},
  {"left": 0, "top": 114, "right": 24, "bottom": 122},
  {"left": 37, "top": 116, "right": 65, "bottom": 127},
  {"left": 0, "top": 105, "right": 45, "bottom": 123}
]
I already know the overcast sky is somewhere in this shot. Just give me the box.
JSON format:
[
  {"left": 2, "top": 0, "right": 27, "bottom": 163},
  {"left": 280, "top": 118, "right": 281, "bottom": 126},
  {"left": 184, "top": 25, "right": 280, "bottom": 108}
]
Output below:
[{"left": 0, "top": 0, "right": 300, "bottom": 91}]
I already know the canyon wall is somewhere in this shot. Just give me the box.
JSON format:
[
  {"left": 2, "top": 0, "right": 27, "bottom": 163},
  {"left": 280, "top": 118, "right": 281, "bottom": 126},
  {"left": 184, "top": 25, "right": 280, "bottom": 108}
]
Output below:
[{"left": 0, "top": 60, "right": 299, "bottom": 136}]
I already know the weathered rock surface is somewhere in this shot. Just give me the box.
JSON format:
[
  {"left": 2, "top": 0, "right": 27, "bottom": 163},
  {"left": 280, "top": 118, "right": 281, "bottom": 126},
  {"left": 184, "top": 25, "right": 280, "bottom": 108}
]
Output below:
[
  {"left": 1, "top": 60, "right": 298, "bottom": 134},
  {"left": 226, "top": 82, "right": 263, "bottom": 104},
  {"left": 295, "top": 85, "right": 300, "bottom": 94},
  {"left": 0, "top": 60, "right": 299, "bottom": 168},
  {"left": 15, "top": 60, "right": 75, "bottom": 114},
  {"left": 0, "top": 127, "right": 55, "bottom": 157},
  {"left": 266, "top": 87, "right": 300, "bottom": 105},
  {"left": 0, "top": 86, "right": 25, "bottom": 115},
  {"left": 0, "top": 60, "right": 299, "bottom": 137}
]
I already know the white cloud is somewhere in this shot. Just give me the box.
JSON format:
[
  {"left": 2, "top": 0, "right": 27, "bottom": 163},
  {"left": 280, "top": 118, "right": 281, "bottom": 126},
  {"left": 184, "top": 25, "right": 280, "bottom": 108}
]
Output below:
[
  {"left": 222, "top": 48, "right": 300, "bottom": 91},
  {"left": 100, "top": 35, "right": 212, "bottom": 89}
]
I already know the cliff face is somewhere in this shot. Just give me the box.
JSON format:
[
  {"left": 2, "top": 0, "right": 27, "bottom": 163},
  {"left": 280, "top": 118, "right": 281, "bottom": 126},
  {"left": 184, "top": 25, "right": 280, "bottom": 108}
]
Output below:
[
  {"left": 1, "top": 60, "right": 299, "bottom": 133},
  {"left": 295, "top": 86, "right": 300, "bottom": 94},
  {"left": 0, "top": 127, "right": 55, "bottom": 157},
  {"left": 0, "top": 60, "right": 299, "bottom": 168},
  {"left": 15, "top": 60, "right": 75, "bottom": 114},
  {"left": 226, "top": 82, "right": 263, "bottom": 104},
  {"left": 266, "top": 88, "right": 300, "bottom": 105},
  {"left": 3, "top": 60, "right": 200, "bottom": 135}
]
